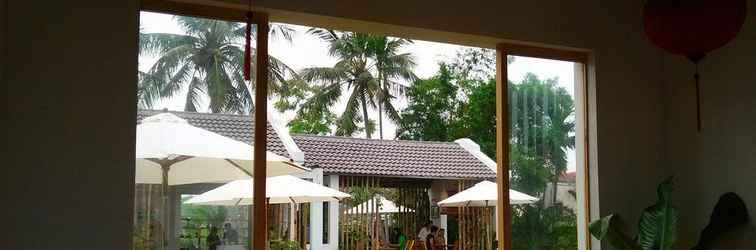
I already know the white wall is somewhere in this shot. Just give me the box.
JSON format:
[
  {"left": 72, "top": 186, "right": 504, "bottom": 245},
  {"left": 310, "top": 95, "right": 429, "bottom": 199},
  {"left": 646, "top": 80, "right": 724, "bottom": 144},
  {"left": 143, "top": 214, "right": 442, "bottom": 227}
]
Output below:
[
  {"left": 3, "top": 0, "right": 671, "bottom": 248},
  {"left": 3, "top": 0, "right": 139, "bottom": 249},
  {"left": 663, "top": 10, "right": 756, "bottom": 247}
]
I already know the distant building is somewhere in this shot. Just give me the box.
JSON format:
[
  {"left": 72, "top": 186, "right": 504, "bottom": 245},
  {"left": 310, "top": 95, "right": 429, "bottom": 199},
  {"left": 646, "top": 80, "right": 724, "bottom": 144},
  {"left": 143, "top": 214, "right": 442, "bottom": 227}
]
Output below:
[
  {"left": 544, "top": 171, "right": 577, "bottom": 212},
  {"left": 137, "top": 110, "right": 497, "bottom": 250}
]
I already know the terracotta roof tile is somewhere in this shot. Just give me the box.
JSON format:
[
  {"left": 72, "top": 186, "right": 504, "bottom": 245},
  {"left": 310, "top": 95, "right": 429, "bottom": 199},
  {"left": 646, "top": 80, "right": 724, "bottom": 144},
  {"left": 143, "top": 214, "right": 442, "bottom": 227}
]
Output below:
[
  {"left": 136, "top": 110, "right": 289, "bottom": 157},
  {"left": 136, "top": 110, "right": 495, "bottom": 179},
  {"left": 292, "top": 134, "right": 496, "bottom": 179}
]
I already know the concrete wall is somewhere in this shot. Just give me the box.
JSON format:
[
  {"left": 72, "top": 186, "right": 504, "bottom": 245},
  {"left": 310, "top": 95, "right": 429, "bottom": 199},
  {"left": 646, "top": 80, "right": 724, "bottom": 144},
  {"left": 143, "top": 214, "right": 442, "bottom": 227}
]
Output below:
[
  {"left": 663, "top": 10, "right": 756, "bottom": 247},
  {"left": 3, "top": 0, "right": 139, "bottom": 249},
  {"left": 4, "top": 0, "right": 669, "bottom": 248}
]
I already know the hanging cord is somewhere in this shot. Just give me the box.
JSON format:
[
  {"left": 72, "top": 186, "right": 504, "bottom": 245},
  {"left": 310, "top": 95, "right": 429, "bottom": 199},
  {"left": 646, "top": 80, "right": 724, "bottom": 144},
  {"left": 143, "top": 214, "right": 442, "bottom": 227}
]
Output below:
[
  {"left": 243, "top": 0, "right": 253, "bottom": 81},
  {"left": 694, "top": 63, "right": 701, "bottom": 132}
]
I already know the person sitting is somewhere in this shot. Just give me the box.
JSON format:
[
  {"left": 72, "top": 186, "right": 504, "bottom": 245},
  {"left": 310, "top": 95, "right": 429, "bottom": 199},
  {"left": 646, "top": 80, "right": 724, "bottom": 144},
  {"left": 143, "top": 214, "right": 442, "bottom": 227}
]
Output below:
[
  {"left": 223, "top": 223, "right": 239, "bottom": 245},
  {"left": 395, "top": 228, "right": 408, "bottom": 250},
  {"left": 425, "top": 226, "right": 438, "bottom": 250},
  {"left": 206, "top": 226, "right": 221, "bottom": 250},
  {"left": 433, "top": 228, "right": 447, "bottom": 250},
  {"left": 417, "top": 221, "right": 433, "bottom": 241}
]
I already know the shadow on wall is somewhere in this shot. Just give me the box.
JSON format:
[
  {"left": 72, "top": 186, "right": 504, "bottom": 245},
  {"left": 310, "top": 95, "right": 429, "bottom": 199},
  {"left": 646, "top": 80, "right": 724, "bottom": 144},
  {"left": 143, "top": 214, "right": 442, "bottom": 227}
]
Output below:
[{"left": 693, "top": 192, "right": 752, "bottom": 250}]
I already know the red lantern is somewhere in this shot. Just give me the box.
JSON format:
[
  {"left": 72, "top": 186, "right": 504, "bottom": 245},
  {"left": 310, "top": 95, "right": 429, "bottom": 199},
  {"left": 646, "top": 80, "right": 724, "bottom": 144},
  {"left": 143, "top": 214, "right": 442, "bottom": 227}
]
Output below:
[{"left": 643, "top": 0, "right": 747, "bottom": 131}]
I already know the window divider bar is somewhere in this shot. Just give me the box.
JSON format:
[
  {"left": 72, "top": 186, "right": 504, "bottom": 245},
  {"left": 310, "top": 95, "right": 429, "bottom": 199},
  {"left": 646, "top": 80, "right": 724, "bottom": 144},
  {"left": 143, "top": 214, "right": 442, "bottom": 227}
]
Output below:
[
  {"left": 496, "top": 43, "right": 588, "bottom": 64},
  {"left": 141, "top": 0, "right": 268, "bottom": 23},
  {"left": 495, "top": 47, "right": 512, "bottom": 250},
  {"left": 252, "top": 12, "right": 270, "bottom": 250}
]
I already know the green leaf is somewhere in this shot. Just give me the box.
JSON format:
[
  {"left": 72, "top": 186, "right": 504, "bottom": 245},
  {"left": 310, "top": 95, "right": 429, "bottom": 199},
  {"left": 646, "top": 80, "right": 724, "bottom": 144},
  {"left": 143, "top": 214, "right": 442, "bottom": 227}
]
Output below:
[
  {"left": 637, "top": 177, "right": 677, "bottom": 250},
  {"left": 589, "top": 214, "right": 643, "bottom": 250}
]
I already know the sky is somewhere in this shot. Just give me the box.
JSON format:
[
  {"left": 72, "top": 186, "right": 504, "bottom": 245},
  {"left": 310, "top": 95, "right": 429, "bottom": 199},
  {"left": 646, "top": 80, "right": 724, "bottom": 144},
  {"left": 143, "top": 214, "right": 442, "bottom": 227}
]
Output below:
[{"left": 139, "top": 12, "right": 577, "bottom": 171}]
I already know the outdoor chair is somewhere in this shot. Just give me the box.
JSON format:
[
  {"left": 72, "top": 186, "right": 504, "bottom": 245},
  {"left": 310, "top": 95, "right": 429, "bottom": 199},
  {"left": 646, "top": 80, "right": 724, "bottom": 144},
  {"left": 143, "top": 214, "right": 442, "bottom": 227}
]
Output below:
[{"left": 404, "top": 240, "right": 415, "bottom": 250}]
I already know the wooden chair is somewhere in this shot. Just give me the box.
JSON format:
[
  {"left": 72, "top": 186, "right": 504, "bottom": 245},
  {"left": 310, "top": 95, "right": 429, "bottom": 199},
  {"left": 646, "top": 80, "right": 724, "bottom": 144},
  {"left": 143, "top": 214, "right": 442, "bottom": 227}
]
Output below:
[{"left": 405, "top": 239, "right": 415, "bottom": 250}]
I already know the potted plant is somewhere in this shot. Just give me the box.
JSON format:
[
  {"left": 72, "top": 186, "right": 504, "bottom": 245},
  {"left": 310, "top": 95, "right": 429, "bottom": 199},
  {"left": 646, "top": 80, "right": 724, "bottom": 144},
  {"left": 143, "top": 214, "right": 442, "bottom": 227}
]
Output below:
[{"left": 589, "top": 177, "right": 678, "bottom": 250}]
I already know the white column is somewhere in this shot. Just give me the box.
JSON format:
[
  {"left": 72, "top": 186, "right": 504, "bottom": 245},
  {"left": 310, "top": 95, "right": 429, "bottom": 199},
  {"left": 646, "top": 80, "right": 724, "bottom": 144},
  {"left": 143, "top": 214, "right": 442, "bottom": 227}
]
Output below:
[
  {"left": 439, "top": 214, "right": 448, "bottom": 246},
  {"left": 327, "top": 175, "right": 340, "bottom": 250},
  {"left": 310, "top": 168, "right": 324, "bottom": 250}
]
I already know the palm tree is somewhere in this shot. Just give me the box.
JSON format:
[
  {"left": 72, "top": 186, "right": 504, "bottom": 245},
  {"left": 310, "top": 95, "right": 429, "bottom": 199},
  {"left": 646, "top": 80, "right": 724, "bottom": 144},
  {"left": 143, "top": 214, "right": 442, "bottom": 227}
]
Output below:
[
  {"left": 139, "top": 16, "right": 296, "bottom": 114},
  {"left": 511, "top": 73, "right": 575, "bottom": 203},
  {"left": 299, "top": 29, "right": 415, "bottom": 138},
  {"left": 371, "top": 36, "right": 417, "bottom": 139}
]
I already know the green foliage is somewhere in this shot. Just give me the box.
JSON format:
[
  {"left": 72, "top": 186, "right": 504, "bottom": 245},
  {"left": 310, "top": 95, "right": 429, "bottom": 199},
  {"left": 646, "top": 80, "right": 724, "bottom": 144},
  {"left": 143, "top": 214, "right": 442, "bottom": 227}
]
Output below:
[
  {"left": 398, "top": 48, "right": 578, "bottom": 249},
  {"left": 181, "top": 198, "right": 228, "bottom": 227},
  {"left": 512, "top": 206, "right": 578, "bottom": 250},
  {"left": 288, "top": 109, "right": 337, "bottom": 135},
  {"left": 637, "top": 178, "right": 677, "bottom": 250},
  {"left": 139, "top": 16, "right": 296, "bottom": 113},
  {"left": 398, "top": 63, "right": 459, "bottom": 141},
  {"left": 589, "top": 215, "right": 643, "bottom": 250},
  {"left": 270, "top": 239, "right": 303, "bottom": 250},
  {"left": 290, "top": 29, "right": 416, "bottom": 138},
  {"left": 589, "top": 177, "right": 677, "bottom": 250}
]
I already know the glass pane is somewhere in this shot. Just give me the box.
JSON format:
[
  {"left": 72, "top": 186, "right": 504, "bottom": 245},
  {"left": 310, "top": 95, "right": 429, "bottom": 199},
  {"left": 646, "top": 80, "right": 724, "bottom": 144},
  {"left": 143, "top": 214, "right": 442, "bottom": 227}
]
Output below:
[
  {"left": 508, "top": 56, "right": 582, "bottom": 249},
  {"left": 136, "top": 11, "right": 261, "bottom": 250}
]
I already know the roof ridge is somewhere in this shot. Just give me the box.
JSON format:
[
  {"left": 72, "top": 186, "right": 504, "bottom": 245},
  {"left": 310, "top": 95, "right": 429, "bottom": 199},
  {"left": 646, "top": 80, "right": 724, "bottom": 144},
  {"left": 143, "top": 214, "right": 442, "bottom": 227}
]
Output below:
[
  {"left": 291, "top": 133, "right": 459, "bottom": 145},
  {"left": 139, "top": 109, "right": 253, "bottom": 120}
]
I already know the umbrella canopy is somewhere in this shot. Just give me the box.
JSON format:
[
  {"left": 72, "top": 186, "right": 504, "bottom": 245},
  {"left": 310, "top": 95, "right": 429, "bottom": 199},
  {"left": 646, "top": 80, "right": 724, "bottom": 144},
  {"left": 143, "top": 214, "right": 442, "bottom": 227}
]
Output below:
[
  {"left": 438, "top": 181, "right": 538, "bottom": 207},
  {"left": 346, "top": 195, "right": 414, "bottom": 214},
  {"left": 135, "top": 113, "right": 307, "bottom": 185},
  {"left": 185, "top": 175, "right": 351, "bottom": 205}
]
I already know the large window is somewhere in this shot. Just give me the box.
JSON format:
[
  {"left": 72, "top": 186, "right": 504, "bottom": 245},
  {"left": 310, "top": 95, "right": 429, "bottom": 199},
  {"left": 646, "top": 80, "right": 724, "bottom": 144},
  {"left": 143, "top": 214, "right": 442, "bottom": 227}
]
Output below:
[{"left": 135, "top": 2, "right": 596, "bottom": 249}]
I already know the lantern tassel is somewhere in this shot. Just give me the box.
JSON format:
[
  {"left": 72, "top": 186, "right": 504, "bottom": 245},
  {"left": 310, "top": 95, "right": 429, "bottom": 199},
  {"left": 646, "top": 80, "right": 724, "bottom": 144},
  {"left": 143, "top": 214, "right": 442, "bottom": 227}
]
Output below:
[
  {"left": 694, "top": 64, "right": 701, "bottom": 132},
  {"left": 243, "top": 11, "right": 253, "bottom": 81}
]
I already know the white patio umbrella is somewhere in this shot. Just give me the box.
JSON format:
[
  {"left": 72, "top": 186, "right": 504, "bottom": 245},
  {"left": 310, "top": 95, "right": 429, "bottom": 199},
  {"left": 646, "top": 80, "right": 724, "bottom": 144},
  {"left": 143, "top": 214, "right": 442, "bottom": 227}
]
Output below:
[
  {"left": 346, "top": 195, "right": 414, "bottom": 214},
  {"left": 136, "top": 113, "right": 308, "bottom": 248},
  {"left": 136, "top": 113, "right": 308, "bottom": 185},
  {"left": 437, "top": 180, "right": 538, "bottom": 207},
  {"left": 438, "top": 181, "right": 537, "bottom": 250},
  {"left": 184, "top": 175, "right": 351, "bottom": 205}
]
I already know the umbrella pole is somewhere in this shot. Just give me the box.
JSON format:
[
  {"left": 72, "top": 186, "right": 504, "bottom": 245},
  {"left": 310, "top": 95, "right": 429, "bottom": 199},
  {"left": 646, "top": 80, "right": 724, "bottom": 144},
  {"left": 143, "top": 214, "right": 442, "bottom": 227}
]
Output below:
[{"left": 161, "top": 164, "right": 170, "bottom": 250}]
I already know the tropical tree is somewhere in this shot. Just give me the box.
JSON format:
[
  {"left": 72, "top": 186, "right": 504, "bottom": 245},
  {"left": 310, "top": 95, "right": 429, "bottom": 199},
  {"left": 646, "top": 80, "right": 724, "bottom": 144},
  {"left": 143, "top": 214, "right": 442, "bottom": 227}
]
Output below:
[
  {"left": 398, "top": 63, "right": 458, "bottom": 141},
  {"left": 397, "top": 48, "right": 578, "bottom": 249},
  {"left": 294, "top": 29, "right": 415, "bottom": 138},
  {"left": 370, "top": 36, "right": 417, "bottom": 138},
  {"left": 510, "top": 73, "right": 575, "bottom": 203},
  {"left": 139, "top": 16, "right": 297, "bottom": 114}
]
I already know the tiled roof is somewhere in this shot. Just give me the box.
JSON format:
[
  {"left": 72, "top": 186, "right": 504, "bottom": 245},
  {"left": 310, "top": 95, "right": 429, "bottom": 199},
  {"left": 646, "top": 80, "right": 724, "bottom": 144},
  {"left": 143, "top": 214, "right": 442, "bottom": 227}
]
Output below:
[
  {"left": 292, "top": 134, "right": 496, "bottom": 179},
  {"left": 559, "top": 171, "right": 576, "bottom": 183},
  {"left": 137, "top": 110, "right": 289, "bottom": 157},
  {"left": 136, "top": 110, "right": 496, "bottom": 179}
]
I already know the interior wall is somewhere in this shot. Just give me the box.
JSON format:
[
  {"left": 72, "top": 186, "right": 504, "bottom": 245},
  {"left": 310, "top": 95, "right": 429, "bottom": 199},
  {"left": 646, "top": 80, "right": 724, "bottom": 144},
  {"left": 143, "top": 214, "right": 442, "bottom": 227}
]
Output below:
[
  {"left": 663, "top": 14, "right": 756, "bottom": 247},
  {"left": 2, "top": 0, "right": 670, "bottom": 249},
  {"left": 3, "top": 0, "right": 138, "bottom": 249}
]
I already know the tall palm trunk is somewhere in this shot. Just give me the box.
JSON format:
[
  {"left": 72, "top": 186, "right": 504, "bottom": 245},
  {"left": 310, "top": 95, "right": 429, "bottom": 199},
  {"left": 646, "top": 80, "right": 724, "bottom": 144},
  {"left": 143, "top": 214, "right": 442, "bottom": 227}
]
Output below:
[
  {"left": 378, "top": 98, "right": 384, "bottom": 139},
  {"left": 377, "top": 72, "right": 384, "bottom": 139},
  {"left": 361, "top": 94, "right": 372, "bottom": 138}
]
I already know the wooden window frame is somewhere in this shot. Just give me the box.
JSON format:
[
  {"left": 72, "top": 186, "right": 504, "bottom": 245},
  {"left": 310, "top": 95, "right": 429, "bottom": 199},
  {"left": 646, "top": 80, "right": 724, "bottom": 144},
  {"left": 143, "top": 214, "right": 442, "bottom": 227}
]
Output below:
[
  {"left": 140, "top": 1, "right": 271, "bottom": 249},
  {"left": 495, "top": 43, "right": 593, "bottom": 250},
  {"left": 138, "top": 2, "right": 595, "bottom": 249}
]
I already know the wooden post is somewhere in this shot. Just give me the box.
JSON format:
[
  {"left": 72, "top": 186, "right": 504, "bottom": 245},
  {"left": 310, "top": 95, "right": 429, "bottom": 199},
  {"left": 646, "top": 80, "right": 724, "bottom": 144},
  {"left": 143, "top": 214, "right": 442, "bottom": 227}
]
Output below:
[
  {"left": 495, "top": 46, "right": 512, "bottom": 250},
  {"left": 252, "top": 12, "right": 269, "bottom": 250}
]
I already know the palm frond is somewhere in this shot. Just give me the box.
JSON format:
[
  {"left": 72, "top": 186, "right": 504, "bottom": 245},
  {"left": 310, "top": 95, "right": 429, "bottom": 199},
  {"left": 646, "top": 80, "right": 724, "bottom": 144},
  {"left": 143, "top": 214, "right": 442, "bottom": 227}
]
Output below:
[
  {"left": 140, "top": 33, "right": 197, "bottom": 56},
  {"left": 184, "top": 77, "right": 205, "bottom": 112}
]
